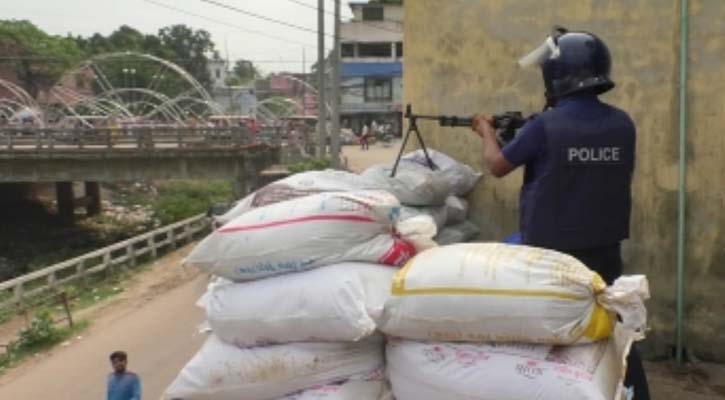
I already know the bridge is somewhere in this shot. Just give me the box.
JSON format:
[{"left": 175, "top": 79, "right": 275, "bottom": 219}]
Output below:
[{"left": 0, "top": 126, "right": 280, "bottom": 219}]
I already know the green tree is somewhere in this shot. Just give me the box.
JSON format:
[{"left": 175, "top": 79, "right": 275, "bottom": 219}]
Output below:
[
  {"left": 231, "top": 60, "right": 261, "bottom": 84},
  {"left": 107, "top": 25, "right": 145, "bottom": 51},
  {"left": 0, "top": 20, "right": 84, "bottom": 98},
  {"left": 158, "top": 24, "right": 216, "bottom": 90},
  {"left": 75, "top": 33, "right": 112, "bottom": 55}
]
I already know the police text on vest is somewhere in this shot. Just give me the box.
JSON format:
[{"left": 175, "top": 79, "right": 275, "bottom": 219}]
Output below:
[{"left": 567, "top": 147, "right": 620, "bottom": 163}]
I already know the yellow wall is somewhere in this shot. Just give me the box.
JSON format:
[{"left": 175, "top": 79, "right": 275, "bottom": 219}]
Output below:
[{"left": 404, "top": 0, "right": 725, "bottom": 361}]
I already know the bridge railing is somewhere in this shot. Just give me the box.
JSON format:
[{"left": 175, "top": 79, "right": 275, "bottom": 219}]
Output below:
[
  {"left": 0, "top": 126, "right": 259, "bottom": 152},
  {"left": 0, "top": 214, "right": 211, "bottom": 312}
]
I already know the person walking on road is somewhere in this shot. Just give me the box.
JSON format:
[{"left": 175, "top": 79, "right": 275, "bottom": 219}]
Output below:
[
  {"left": 360, "top": 122, "right": 370, "bottom": 150},
  {"left": 473, "top": 27, "right": 650, "bottom": 400},
  {"left": 107, "top": 351, "right": 141, "bottom": 400}
]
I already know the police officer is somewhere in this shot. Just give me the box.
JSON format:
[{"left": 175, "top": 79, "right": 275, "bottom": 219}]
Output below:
[{"left": 472, "top": 28, "right": 650, "bottom": 399}]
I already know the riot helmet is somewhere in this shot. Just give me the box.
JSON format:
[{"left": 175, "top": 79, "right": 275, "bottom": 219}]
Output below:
[{"left": 519, "top": 27, "right": 614, "bottom": 104}]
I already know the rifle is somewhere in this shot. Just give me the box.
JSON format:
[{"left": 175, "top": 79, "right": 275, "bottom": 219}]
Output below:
[{"left": 390, "top": 104, "right": 528, "bottom": 177}]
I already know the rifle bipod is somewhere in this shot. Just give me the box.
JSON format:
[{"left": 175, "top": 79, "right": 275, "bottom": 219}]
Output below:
[{"left": 390, "top": 104, "right": 439, "bottom": 177}]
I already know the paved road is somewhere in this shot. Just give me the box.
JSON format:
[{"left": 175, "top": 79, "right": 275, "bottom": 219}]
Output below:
[{"left": 0, "top": 270, "right": 207, "bottom": 400}]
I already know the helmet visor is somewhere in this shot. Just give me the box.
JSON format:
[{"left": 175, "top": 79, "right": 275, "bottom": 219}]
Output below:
[{"left": 518, "top": 36, "right": 559, "bottom": 68}]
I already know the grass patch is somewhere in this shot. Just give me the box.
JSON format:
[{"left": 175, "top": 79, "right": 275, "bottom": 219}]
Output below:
[
  {"left": 0, "top": 313, "right": 89, "bottom": 375},
  {"left": 287, "top": 157, "right": 332, "bottom": 174},
  {"left": 152, "top": 180, "right": 233, "bottom": 224}
]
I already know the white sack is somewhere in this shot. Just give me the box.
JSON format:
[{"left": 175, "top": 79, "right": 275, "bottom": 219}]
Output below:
[
  {"left": 164, "top": 336, "right": 384, "bottom": 400},
  {"left": 279, "top": 369, "right": 385, "bottom": 400},
  {"left": 444, "top": 196, "right": 469, "bottom": 225},
  {"left": 387, "top": 326, "right": 637, "bottom": 400},
  {"left": 217, "top": 170, "right": 379, "bottom": 225},
  {"left": 434, "top": 221, "right": 480, "bottom": 245},
  {"left": 361, "top": 163, "right": 453, "bottom": 206},
  {"left": 199, "top": 263, "right": 397, "bottom": 346},
  {"left": 400, "top": 205, "right": 447, "bottom": 231},
  {"left": 185, "top": 191, "right": 436, "bottom": 281},
  {"left": 401, "top": 149, "right": 482, "bottom": 196},
  {"left": 380, "top": 243, "right": 649, "bottom": 344}
]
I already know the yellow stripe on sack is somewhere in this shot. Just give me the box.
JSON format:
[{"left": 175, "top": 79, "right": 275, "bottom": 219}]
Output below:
[
  {"left": 391, "top": 286, "right": 589, "bottom": 301},
  {"left": 592, "top": 273, "right": 607, "bottom": 293},
  {"left": 391, "top": 260, "right": 415, "bottom": 294},
  {"left": 582, "top": 303, "right": 615, "bottom": 340},
  {"left": 392, "top": 258, "right": 590, "bottom": 300}
]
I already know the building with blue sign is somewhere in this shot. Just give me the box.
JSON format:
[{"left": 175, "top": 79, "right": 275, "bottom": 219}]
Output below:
[{"left": 340, "top": 1, "right": 403, "bottom": 137}]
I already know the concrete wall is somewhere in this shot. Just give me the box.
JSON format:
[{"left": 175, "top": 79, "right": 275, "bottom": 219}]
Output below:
[{"left": 405, "top": 0, "right": 725, "bottom": 361}]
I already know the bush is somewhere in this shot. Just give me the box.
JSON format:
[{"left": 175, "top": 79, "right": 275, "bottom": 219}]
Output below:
[
  {"left": 15, "top": 312, "right": 61, "bottom": 351},
  {"left": 152, "top": 181, "right": 233, "bottom": 225},
  {"left": 0, "top": 316, "right": 89, "bottom": 373},
  {"left": 287, "top": 157, "right": 332, "bottom": 174}
]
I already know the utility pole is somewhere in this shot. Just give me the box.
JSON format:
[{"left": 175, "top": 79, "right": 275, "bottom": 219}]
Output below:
[
  {"left": 330, "top": 0, "right": 341, "bottom": 168},
  {"left": 302, "top": 47, "right": 306, "bottom": 116},
  {"left": 316, "top": 0, "right": 326, "bottom": 158}
]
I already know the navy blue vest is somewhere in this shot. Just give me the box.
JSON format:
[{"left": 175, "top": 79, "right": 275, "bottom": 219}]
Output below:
[{"left": 520, "top": 99, "right": 635, "bottom": 250}]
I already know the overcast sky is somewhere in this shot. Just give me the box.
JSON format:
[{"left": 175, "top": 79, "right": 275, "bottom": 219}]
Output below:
[{"left": 0, "top": 0, "right": 365, "bottom": 74}]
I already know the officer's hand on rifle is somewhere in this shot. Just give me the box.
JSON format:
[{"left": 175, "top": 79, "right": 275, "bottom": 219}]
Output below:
[
  {"left": 471, "top": 114, "right": 495, "bottom": 141},
  {"left": 472, "top": 113, "right": 516, "bottom": 178}
]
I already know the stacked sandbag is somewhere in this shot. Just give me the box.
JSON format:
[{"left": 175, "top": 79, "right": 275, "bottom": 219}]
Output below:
[
  {"left": 280, "top": 369, "right": 386, "bottom": 400},
  {"left": 360, "top": 163, "right": 454, "bottom": 206},
  {"left": 186, "top": 191, "right": 436, "bottom": 281},
  {"left": 165, "top": 335, "right": 384, "bottom": 400},
  {"left": 165, "top": 190, "right": 437, "bottom": 400},
  {"left": 216, "top": 170, "right": 379, "bottom": 225},
  {"left": 359, "top": 149, "right": 481, "bottom": 208},
  {"left": 199, "top": 263, "right": 396, "bottom": 346},
  {"left": 216, "top": 149, "right": 482, "bottom": 243},
  {"left": 380, "top": 243, "right": 649, "bottom": 400},
  {"left": 431, "top": 195, "right": 480, "bottom": 244},
  {"left": 400, "top": 149, "right": 482, "bottom": 196},
  {"left": 443, "top": 195, "right": 468, "bottom": 225},
  {"left": 386, "top": 326, "right": 636, "bottom": 400},
  {"left": 392, "top": 149, "right": 482, "bottom": 244}
]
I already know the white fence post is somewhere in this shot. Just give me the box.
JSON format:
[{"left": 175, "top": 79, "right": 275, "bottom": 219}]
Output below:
[
  {"left": 147, "top": 236, "right": 157, "bottom": 258},
  {"left": 168, "top": 228, "right": 177, "bottom": 250},
  {"left": 127, "top": 243, "right": 137, "bottom": 268},
  {"left": 13, "top": 284, "right": 24, "bottom": 307}
]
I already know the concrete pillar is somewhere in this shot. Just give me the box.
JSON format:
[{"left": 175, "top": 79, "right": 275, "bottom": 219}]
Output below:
[
  {"left": 56, "top": 182, "right": 74, "bottom": 222},
  {"left": 84, "top": 182, "right": 101, "bottom": 216},
  {"left": 233, "top": 177, "right": 247, "bottom": 199},
  {"left": 245, "top": 157, "right": 260, "bottom": 195}
]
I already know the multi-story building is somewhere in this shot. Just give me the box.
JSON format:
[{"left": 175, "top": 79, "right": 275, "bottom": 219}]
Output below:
[{"left": 340, "top": 1, "right": 403, "bottom": 136}]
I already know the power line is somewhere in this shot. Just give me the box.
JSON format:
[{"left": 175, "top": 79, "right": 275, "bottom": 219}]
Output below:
[
  {"left": 201, "top": 0, "right": 329, "bottom": 37},
  {"left": 201, "top": 0, "right": 400, "bottom": 41},
  {"left": 140, "top": 0, "right": 318, "bottom": 49},
  {"left": 285, "top": 0, "right": 403, "bottom": 32}
]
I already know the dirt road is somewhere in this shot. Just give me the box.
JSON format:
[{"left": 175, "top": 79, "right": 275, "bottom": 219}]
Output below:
[
  {"left": 341, "top": 141, "right": 402, "bottom": 173},
  {"left": 0, "top": 246, "right": 207, "bottom": 400}
]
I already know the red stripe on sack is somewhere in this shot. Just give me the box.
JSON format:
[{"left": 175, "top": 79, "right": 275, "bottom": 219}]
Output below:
[
  {"left": 218, "top": 214, "right": 378, "bottom": 233},
  {"left": 378, "top": 238, "right": 417, "bottom": 266}
]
